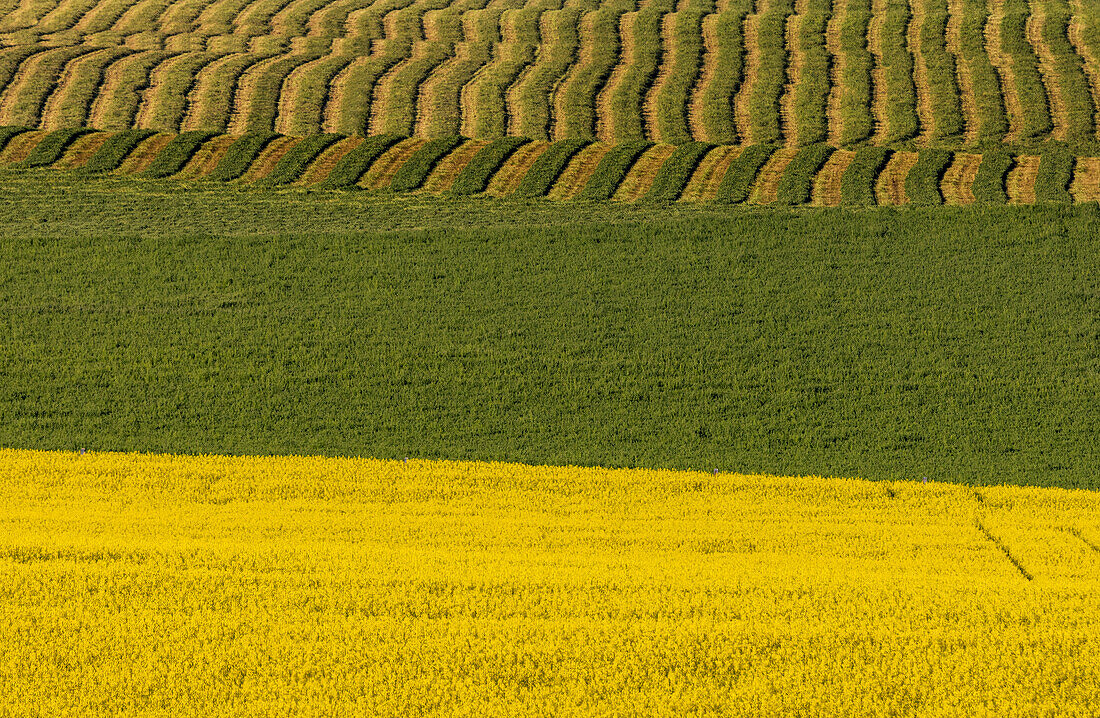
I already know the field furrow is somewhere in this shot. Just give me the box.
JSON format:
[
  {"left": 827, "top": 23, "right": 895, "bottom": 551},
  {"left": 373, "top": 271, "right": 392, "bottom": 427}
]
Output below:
[
  {"left": 1006, "top": 154, "right": 1039, "bottom": 203},
  {"left": 940, "top": 150, "right": 981, "bottom": 204},
  {"left": 114, "top": 131, "right": 173, "bottom": 172},
  {"left": 688, "top": 0, "right": 738, "bottom": 142},
  {"left": 1070, "top": 156, "right": 1100, "bottom": 201},
  {"left": 511, "top": 3, "right": 580, "bottom": 140},
  {"left": 874, "top": 148, "right": 916, "bottom": 203},
  {"left": 732, "top": 0, "right": 760, "bottom": 144},
  {"left": 612, "top": 142, "right": 675, "bottom": 200},
  {"left": 238, "top": 134, "right": 301, "bottom": 180},
  {"left": 810, "top": 146, "right": 853, "bottom": 204},
  {"left": 1027, "top": 0, "right": 1068, "bottom": 141},
  {"left": 749, "top": 145, "right": 798, "bottom": 202},
  {"left": 359, "top": 136, "right": 426, "bottom": 188},
  {"left": 475, "top": 137, "right": 537, "bottom": 193},
  {"left": 547, "top": 140, "right": 610, "bottom": 198},
  {"left": 294, "top": 135, "right": 363, "bottom": 183}
]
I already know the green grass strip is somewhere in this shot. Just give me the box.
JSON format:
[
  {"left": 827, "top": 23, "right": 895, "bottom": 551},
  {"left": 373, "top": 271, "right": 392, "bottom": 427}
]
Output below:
[
  {"left": 448, "top": 137, "right": 530, "bottom": 196},
  {"left": 643, "top": 141, "right": 713, "bottom": 202},
  {"left": 654, "top": 0, "right": 715, "bottom": 145},
  {"left": 80, "top": 130, "right": 156, "bottom": 174},
  {"left": 513, "top": 139, "right": 590, "bottom": 197},
  {"left": 1044, "top": 0, "right": 1096, "bottom": 143},
  {"left": 387, "top": 136, "right": 465, "bottom": 193},
  {"left": 904, "top": 148, "right": 952, "bottom": 205},
  {"left": 556, "top": 0, "right": 634, "bottom": 140},
  {"left": 16, "top": 128, "right": 94, "bottom": 168},
  {"left": 0, "top": 126, "right": 31, "bottom": 154},
  {"left": 207, "top": 132, "right": 280, "bottom": 182},
  {"left": 971, "top": 150, "right": 1013, "bottom": 204},
  {"left": 609, "top": 0, "right": 675, "bottom": 142},
  {"left": 576, "top": 142, "right": 653, "bottom": 201},
  {"left": 714, "top": 144, "right": 776, "bottom": 203},
  {"left": 319, "top": 134, "right": 404, "bottom": 189},
  {"left": 840, "top": 147, "right": 891, "bottom": 205},
  {"left": 775, "top": 144, "right": 834, "bottom": 205},
  {"left": 257, "top": 133, "right": 344, "bottom": 187},
  {"left": 143, "top": 132, "right": 218, "bottom": 179},
  {"left": 1033, "top": 144, "right": 1074, "bottom": 203}
]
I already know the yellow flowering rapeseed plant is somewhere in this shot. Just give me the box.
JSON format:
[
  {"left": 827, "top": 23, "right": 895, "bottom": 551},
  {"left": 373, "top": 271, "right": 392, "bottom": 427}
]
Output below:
[{"left": 0, "top": 448, "right": 1097, "bottom": 716}]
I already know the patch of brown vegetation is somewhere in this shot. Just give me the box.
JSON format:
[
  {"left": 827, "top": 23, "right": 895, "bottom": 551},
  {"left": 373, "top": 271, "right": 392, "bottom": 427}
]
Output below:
[
  {"left": 1069, "top": 156, "right": 1100, "bottom": 202},
  {"left": 239, "top": 136, "right": 302, "bottom": 182},
  {"left": 547, "top": 142, "right": 613, "bottom": 199},
  {"left": 874, "top": 150, "right": 918, "bottom": 204},
  {"left": 810, "top": 148, "right": 854, "bottom": 206},
  {"left": 359, "top": 137, "right": 428, "bottom": 189},
  {"left": 940, "top": 152, "right": 983, "bottom": 204},
  {"left": 679, "top": 144, "right": 742, "bottom": 201},
  {"left": 296, "top": 136, "right": 364, "bottom": 185},
  {"left": 420, "top": 139, "right": 490, "bottom": 193},
  {"left": 176, "top": 134, "right": 238, "bottom": 178},
  {"left": 612, "top": 143, "right": 676, "bottom": 201},
  {"left": 53, "top": 131, "right": 113, "bottom": 169},
  {"left": 0, "top": 130, "right": 45, "bottom": 164},
  {"left": 1006, "top": 154, "right": 1040, "bottom": 203},
  {"left": 115, "top": 132, "right": 174, "bottom": 173},
  {"left": 750, "top": 146, "right": 799, "bottom": 203},
  {"left": 485, "top": 140, "right": 550, "bottom": 196}
]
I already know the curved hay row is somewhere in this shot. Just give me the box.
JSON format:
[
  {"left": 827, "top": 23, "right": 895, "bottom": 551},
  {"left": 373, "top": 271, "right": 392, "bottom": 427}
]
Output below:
[
  {"left": 823, "top": 0, "right": 846, "bottom": 145},
  {"left": 52, "top": 130, "right": 113, "bottom": 168},
  {"left": 238, "top": 134, "right": 301, "bottom": 180},
  {"left": 295, "top": 135, "right": 362, "bottom": 184},
  {"left": 810, "top": 146, "right": 853, "bottom": 205},
  {"left": 419, "top": 137, "right": 489, "bottom": 192},
  {"left": 484, "top": 139, "right": 549, "bottom": 195},
  {"left": 945, "top": 0, "right": 978, "bottom": 143},
  {"left": 595, "top": 9, "right": 638, "bottom": 143},
  {"left": 940, "top": 151, "right": 981, "bottom": 204},
  {"left": 910, "top": 0, "right": 934, "bottom": 143},
  {"left": 687, "top": 0, "right": 731, "bottom": 142},
  {"left": 1070, "top": 156, "right": 1100, "bottom": 202},
  {"left": 0, "top": 47, "right": 89, "bottom": 127},
  {"left": 732, "top": 0, "right": 760, "bottom": 144},
  {"left": 115, "top": 131, "right": 173, "bottom": 172},
  {"left": 0, "top": 129, "right": 45, "bottom": 162},
  {"left": 175, "top": 133, "right": 237, "bottom": 177},
  {"left": 1006, "top": 153, "right": 1039, "bottom": 203},
  {"left": 359, "top": 136, "right": 426, "bottom": 188},
  {"left": 681, "top": 143, "right": 741, "bottom": 199},
  {"left": 986, "top": 0, "right": 1024, "bottom": 141},
  {"left": 778, "top": 0, "right": 803, "bottom": 147},
  {"left": 551, "top": 7, "right": 596, "bottom": 140},
  {"left": 1026, "top": 0, "right": 1069, "bottom": 141},
  {"left": 867, "top": 0, "right": 888, "bottom": 143},
  {"left": 612, "top": 142, "right": 675, "bottom": 200},
  {"left": 135, "top": 52, "right": 220, "bottom": 131},
  {"left": 874, "top": 149, "right": 917, "bottom": 204},
  {"left": 749, "top": 145, "right": 798, "bottom": 203},
  {"left": 1068, "top": 0, "right": 1100, "bottom": 140},
  {"left": 546, "top": 140, "right": 611, "bottom": 199},
  {"left": 39, "top": 47, "right": 130, "bottom": 130},
  {"left": 642, "top": 3, "right": 681, "bottom": 142},
  {"left": 88, "top": 50, "right": 171, "bottom": 130}
]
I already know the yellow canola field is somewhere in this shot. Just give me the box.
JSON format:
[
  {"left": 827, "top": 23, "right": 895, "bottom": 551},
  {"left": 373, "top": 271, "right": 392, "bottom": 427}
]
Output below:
[{"left": 1, "top": 449, "right": 1099, "bottom": 717}]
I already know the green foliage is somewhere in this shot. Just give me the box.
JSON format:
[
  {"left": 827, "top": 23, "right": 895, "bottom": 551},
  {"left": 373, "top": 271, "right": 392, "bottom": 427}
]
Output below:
[
  {"left": 387, "top": 136, "right": 464, "bottom": 192},
  {"left": 654, "top": 0, "right": 716, "bottom": 145},
  {"left": 775, "top": 144, "right": 833, "bottom": 205},
  {"left": 17, "top": 128, "right": 93, "bottom": 167},
  {"left": 143, "top": 132, "right": 218, "bottom": 179},
  {"left": 320, "top": 134, "right": 404, "bottom": 189},
  {"left": 840, "top": 147, "right": 891, "bottom": 205},
  {"left": 447, "top": 137, "right": 529, "bottom": 196},
  {"left": 257, "top": 133, "right": 344, "bottom": 186},
  {"left": 0, "top": 126, "right": 31, "bottom": 153},
  {"left": 207, "top": 132, "right": 280, "bottom": 182},
  {"left": 904, "top": 148, "right": 952, "bottom": 205},
  {"left": 81, "top": 129, "right": 157, "bottom": 174},
  {"left": 839, "top": 0, "right": 874, "bottom": 144},
  {"left": 514, "top": 139, "right": 590, "bottom": 197},
  {"left": 714, "top": 144, "right": 775, "bottom": 203},
  {"left": 971, "top": 150, "right": 1013, "bottom": 204},
  {"left": 576, "top": 142, "right": 652, "bottom": 200},
  {"left": 3, "top": 175, "right": 1100, "bottom": 488},
  {"left": 1042, "top": 1, "right": 1097, "bottom": 143},
  {"left": 643, "top": 142, "right": 712, "bottom": 202},
  {"left": 1033, "top": 144, "right": 1074, "bottom": 204}
]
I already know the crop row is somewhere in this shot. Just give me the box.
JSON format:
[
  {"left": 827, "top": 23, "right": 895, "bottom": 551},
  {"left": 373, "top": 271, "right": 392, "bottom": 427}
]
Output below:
[
  {"left": 3, "top": 125, "right": 1100, "bottom": 203},
  {"left": 3, "top": 0, "right": 1100, "bottom": 145}
]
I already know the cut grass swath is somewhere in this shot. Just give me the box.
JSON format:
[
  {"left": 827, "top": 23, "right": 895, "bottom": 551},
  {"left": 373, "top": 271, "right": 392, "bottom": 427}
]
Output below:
[
  {"left": 16, "top": 127, "right": 92, "bottom": 167},
  {"left": 142, "top": 130, "right": 217, "bottom": 178},
  {"left": 775, "top": 143, "right": 833, "bottom": 204},
  {"left": 513, "top": 137, "right": 589, "bottom": 197},
  {"left": 256, "top": 132, "right": 344, "bottom": 187},
  {"left": 971, "top": 149, "right": 1013, "bottom": 203},
  {"left": 750, "top": 0, "right": 794, "bottom": 146},
  {"left": 207, "top": 131, "right": 280, "bottom": 182},
  {"left": 1033, "top": 143, "right": 1074, "bottom": 203},
  {"left": 576, "top": 141, "right": 652, "bottom": 200},
  {"left": 839, "top": 0, "right": 874, "bottom": 144},
  {"left": 386, "top": 135, "right": 464, "bottom": 192},
  {"left": 904, "top": 147, "right": 952, "bottom": 204},
  {"left": 960, "top": 0, "right": 1008, "bottom": 141},
  {"left": 921, "top": 0, "right": 963, "bottom": 140},
  {"left": 0, "top": 125, "right": 30, "bottom": 154},
  {"left": 643, "top": 141, "right": 713, "bottom": 201},
  {"left": 79, "top": 128, "right": 155, "bottom": 173},
  {"left": 714, "top": 142, "right": 775, "bottom": 202},
  {"left": 694, "top": 0, "right": 751, "bottom": 144},
  {"left": 447, "top": 136, "right": 528, "bottom": 196},
  {"left": 320, "top": 134, "right": 404, "bottom": 189},
  {"left": 792, "top": 0, "right": 831, "bottom": 146},
  {"left": 840, "top": 146, "right": 890, "bottom": 205}
]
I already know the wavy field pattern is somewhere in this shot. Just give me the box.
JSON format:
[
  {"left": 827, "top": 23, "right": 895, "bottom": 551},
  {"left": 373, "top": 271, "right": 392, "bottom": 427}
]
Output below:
[{"left": 2, "top": 0, "right": 1099, "bottom": 146}]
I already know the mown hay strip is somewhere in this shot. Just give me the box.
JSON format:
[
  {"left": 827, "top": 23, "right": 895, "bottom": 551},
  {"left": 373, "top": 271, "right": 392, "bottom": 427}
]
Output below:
[
  {"left": 910, "top": 0, "right": 934, "bottom": 142},
  {"left": 940, "top": 151, "right": 982, "bottom": 204},
  {"left": 1027, "top": 0, "right": 1069, "bottom": 141},
  {"left": 87, "top": 50, "right": 170, "bottom": 131},
  {"left": 596, "top": 10, "right": 638, "bottom": 142},
  {"left": 1068, "top": 0, "right": 1100, "bottom": 140},
  {"left": 779, "top": 0, "right": 804, "bottom": 146},
  {"left": 612, "top": 143, "right": 676, "bottom": 201},
  {"left": 643, "top": 5, "right": 680, "bottom": 142},
  {"left": 749, "top": 145, "right": 799, "bottom": 203},
  {"left": 547, "top": 142, "right": 612, "bottom": 199},
  {"left": 945, "top": 0, "right": 978, "bottom": 142},
  {"left": 359, "top": 137, "right": 427, "bottom": 190},
  {"left": 52, "top": 130, "right": 112, "bottom": 169},
  {"left": 238, "top": 136, "right": 302, "bottom": 182},
  {"left": 420, "top": 138, "right": 490, "bottom": 193},
  {"left": 824, "top": 0, "right": 846, "bottom": 145},
  {"left": 874, "top": 149, "right": 918, "bottom": 204},
  {"left": 1070, "top": 156, "right": 1100, "bottom": 202},
  {"left": 175, "top": 134, "right": 238, "bottom": 179},
  {"left": 296, "top": 136, "right": 364, "bottom": 185},
  {"left": 985, "top": 0, "right": 1023, "bottom": 140},
  {"left": 733, "top": 1, "right": 761, "bottom": 144},
  {"left": 1006, "top": 154, "right": 1040, "bottom": 203},
  {"left": 810, "top": 147, "right": 853, "bottom": 205},
  {"left": 868, "top": 0, "right": 889, "bottom": 143},
  {"left": 114, "top": 132, "right": 174, "bottom": 173},
  {"left": 485, "top": 139, "right": 550, "bottom": 196},
  {"left": 680, "top": 144, "right": 741, "bottom": 200},
  {"left": 0, "top": 129, "right": 44, "bottom": 164}
]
